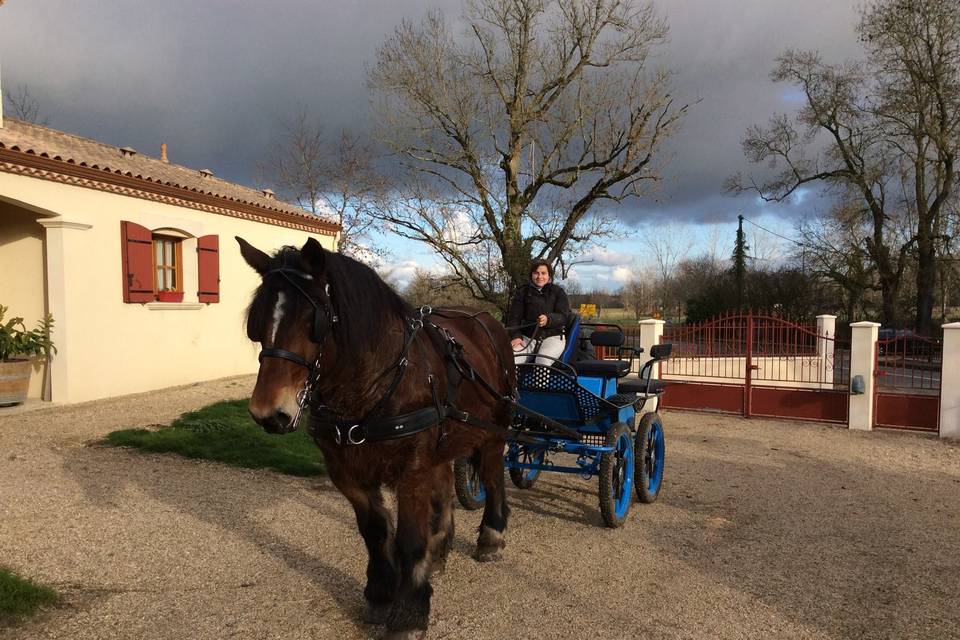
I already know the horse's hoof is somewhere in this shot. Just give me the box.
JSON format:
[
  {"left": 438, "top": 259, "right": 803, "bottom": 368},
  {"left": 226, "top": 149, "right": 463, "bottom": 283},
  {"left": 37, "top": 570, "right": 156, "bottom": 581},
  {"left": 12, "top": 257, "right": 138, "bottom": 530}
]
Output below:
[
  {"left": 430, "top": 559, "right": 447, "bottom": 577},
  {"left": 382, "top": 629, "right": 427, "bottom": 640},
  {"left": 474, "top": 547, "right": 503, "bottom": 562},
  {"left": 362, "top": 603, "right": 391, "bottom": 625}
]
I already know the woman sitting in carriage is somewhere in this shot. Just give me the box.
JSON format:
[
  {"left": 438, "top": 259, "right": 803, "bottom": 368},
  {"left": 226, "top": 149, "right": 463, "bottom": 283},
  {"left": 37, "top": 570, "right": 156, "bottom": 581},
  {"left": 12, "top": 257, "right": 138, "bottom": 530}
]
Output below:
[{"left": 506, "top": 259, "right": 571, "bottom": 365}]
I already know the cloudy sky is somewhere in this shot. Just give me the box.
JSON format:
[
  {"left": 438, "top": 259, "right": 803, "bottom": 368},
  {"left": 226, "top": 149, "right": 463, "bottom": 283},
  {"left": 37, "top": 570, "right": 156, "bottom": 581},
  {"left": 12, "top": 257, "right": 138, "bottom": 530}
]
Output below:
[{"left": 0, "top": 0, "right": 865, "bottom": 289}]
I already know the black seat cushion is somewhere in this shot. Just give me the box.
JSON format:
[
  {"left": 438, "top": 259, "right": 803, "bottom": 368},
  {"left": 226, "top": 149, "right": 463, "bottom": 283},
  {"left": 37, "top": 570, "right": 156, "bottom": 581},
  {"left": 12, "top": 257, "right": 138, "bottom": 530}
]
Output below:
[
  {"left": 572, "top": 359, "right": 630, "bottom": 378},
  {"left": 617, "top": 378, "right": 668, "bottom": 394}
]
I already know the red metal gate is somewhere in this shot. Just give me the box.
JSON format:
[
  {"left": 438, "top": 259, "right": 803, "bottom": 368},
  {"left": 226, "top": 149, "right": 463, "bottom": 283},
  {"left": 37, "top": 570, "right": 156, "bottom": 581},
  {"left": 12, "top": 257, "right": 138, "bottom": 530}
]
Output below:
[
  {"left": 659, "top": 312, "right": 850, "bottom": 423},
  {"left": 873, "top": 334, "right": 941, "bottom": 432}
]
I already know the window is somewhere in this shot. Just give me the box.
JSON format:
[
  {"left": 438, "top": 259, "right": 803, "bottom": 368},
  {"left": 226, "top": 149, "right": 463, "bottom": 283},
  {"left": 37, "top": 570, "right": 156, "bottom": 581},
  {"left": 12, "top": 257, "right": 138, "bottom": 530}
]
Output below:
[
  {"left": 153, "top": 235, "right": 183, "bottom": 295},
  {"left": 121, "top": 221, "right": 219, "bottom": 304}
]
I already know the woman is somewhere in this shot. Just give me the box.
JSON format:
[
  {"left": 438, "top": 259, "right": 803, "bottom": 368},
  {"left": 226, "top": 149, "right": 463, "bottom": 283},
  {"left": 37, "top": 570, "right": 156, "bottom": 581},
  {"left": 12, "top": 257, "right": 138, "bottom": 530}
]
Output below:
[{"left": 506, "top": 260, "right": 571, "bottom": 365}]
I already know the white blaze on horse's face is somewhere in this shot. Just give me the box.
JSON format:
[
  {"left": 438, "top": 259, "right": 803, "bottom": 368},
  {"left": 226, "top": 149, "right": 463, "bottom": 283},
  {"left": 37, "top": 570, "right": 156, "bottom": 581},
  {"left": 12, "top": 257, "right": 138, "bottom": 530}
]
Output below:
[{"left": 269, "top": 292, "right": 287, "bottom": 346}]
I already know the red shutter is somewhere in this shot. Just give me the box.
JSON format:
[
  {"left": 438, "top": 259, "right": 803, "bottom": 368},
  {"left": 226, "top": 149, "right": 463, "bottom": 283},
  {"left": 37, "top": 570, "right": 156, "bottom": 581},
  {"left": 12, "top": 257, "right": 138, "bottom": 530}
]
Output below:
[
  {"left": 121, "top": 221, "right": 154, "bottom": 303},
  {"left": 197, "top": 235, "right": 220, "bottom": 303}
]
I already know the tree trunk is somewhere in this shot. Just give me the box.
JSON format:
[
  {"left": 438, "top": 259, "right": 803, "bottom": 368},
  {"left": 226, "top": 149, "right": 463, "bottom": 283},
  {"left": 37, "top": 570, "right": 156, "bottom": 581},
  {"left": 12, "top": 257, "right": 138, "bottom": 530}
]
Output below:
[
  {"left": 914, "top": 240, "right": 937, "bottom": 335},
  {"left": 880, "top": 278, "right": 900, "bottom": 328}
]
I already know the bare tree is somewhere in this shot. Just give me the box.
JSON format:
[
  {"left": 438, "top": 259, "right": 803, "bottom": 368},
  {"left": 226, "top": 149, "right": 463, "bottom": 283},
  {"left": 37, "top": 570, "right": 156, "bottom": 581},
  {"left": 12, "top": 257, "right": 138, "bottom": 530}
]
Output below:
[
  {"left": 729, "top": 0, "right": 960, "bottom": 333},
  {"left": 621, "top": 273, "right": 657, "bottom": 319},
  {"left": 4, "top": 84, "right": 48, "bottom": 125},
  {"left": 796, "top": 205, "right": 875, "bottom": 322},
  {"left": 642, "top": 221, "right": 691, "bottom": 316},
  {"left": 260, "top": 109, "right": 385, "bottom": 258},
  {"left": 369, "top": 0, "right": 688, "bottom": 310}
]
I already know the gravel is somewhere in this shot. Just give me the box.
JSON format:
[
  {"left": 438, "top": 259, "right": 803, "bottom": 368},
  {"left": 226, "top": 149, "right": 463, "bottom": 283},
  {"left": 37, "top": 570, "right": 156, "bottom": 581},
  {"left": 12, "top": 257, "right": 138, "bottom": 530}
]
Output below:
[{"left": 1, "top": 376, "right": 959, "bottom": 640}]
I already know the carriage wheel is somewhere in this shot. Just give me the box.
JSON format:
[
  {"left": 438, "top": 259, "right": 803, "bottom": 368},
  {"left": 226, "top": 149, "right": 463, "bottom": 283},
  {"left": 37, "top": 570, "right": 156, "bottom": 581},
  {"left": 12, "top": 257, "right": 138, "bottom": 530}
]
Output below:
[
  {"left": 635, "top": 412, "right": 665, "bottom": 504},
  {"left": 598, "top": 422, "right": 634, "bottom": 528},
  {"left": 509, "top": 447, "right": 546, "bottom": 489},
  {"left": 454, "top": 456, "right": 486, "bottom": 510}
]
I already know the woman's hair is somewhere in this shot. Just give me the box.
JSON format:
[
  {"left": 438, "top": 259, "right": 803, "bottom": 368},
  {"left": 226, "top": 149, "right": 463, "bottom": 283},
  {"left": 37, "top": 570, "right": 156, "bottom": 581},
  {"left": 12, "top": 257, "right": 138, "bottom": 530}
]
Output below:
[{"left": 528, "top": 259, "right": 554, "bottom": 279}]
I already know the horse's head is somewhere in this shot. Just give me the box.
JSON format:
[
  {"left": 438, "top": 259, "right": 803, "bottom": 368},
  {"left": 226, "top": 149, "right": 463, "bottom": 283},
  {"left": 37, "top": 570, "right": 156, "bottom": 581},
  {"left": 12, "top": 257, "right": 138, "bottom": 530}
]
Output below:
[{"left": 237, "top": 236, "right": 336, "bottom": 434}]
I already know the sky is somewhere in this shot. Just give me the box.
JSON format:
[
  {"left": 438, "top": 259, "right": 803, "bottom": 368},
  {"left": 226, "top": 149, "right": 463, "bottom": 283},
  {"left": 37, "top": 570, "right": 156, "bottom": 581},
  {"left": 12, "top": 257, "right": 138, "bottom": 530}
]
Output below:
[{"left": 0, "top": 0, "right": 865, "bottom": 290}]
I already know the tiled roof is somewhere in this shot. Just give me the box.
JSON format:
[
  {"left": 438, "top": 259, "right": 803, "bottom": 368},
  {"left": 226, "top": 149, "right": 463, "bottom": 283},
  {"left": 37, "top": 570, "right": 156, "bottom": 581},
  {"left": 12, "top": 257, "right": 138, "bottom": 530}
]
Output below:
[{"left": 0, "top": 117, "right": 339, "bottom": 234}]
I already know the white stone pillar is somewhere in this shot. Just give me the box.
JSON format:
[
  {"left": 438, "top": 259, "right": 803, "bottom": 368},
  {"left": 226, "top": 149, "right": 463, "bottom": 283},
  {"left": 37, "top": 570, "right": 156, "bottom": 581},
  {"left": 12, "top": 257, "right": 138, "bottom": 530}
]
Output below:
[
  {"left": 638, "top": 318, "right": 665, "bottom": 370},
  {"left": 36, "top": 219, "right": 93, "bottom": 403},
  {"left": 848, "top": 321, "right": 880, "bottom": 431},
  {"left": 816, "top": 314, "right": 837, "bottom": 388},
  {"left": 939, "top": 323, "right": 960, "bottom": 439},
  {"left": 637, "top": 318, "right": 665, "bottom": 412}
]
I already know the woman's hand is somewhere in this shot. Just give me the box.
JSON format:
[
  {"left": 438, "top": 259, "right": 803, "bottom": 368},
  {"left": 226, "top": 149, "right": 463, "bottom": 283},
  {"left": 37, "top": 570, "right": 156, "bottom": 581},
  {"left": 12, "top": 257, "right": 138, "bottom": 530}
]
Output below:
[
  {"left": 511, "top": 338, "right": 525, "bottom": 349},
  {"left": 537, "top": 314, "right": 548, "bottom": 327}
]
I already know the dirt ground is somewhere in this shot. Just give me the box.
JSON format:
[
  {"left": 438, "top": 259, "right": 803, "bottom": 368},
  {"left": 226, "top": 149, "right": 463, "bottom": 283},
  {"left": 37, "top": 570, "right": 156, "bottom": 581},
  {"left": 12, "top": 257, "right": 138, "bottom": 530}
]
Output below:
[{"left": 1, "top": 375, "right": 959, "bottom": 640}]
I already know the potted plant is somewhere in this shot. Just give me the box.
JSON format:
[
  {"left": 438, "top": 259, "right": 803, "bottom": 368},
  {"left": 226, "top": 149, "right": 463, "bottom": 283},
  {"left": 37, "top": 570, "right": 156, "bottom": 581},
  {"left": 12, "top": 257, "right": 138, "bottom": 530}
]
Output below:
[{"left": 0, "top": 305, "right": 56, "bottom": 406}]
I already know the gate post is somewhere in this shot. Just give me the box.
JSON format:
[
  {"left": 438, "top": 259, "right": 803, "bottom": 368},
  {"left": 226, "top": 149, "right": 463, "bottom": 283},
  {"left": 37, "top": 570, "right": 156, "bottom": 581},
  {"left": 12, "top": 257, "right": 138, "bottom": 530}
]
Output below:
[
  {"left": 848, "top": 321, "right": 880, "bottom": 431},
  {"left": 638, "top": 318, "right": 665, "bottom": 411},
  {"left": 816, "top": 315, "right": 837, "bottom": 388},
  {"left": 940, "top": 323, "right": 960, "bottom": 439}
]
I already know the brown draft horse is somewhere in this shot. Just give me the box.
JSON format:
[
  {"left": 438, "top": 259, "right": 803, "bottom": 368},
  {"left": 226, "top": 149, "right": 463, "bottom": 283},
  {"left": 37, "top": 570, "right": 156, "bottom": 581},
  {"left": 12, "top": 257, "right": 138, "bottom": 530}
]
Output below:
[{"left": 237, "top": 237, "right": 516, "bottom": 639}]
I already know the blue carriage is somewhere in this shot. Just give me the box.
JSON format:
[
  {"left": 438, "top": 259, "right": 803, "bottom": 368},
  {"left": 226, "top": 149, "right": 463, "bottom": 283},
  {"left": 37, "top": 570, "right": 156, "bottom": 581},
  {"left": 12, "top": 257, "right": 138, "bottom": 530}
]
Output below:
[{"left": 455, "top": 316, "right": 671, "bottom": 528}]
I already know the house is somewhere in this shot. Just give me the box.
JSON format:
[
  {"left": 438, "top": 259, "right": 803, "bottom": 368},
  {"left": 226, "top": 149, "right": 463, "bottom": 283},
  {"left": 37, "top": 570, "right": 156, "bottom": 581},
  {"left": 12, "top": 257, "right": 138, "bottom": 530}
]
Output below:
[{"left": 0, "top": 115, "right": 339, "bottom": 404}]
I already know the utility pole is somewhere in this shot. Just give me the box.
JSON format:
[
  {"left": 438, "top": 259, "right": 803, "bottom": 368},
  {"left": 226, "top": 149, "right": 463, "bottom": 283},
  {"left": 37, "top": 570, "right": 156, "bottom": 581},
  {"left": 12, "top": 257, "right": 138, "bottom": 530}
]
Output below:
[{"left": 732, "top": 214, "right": 749, "bottom": 310}]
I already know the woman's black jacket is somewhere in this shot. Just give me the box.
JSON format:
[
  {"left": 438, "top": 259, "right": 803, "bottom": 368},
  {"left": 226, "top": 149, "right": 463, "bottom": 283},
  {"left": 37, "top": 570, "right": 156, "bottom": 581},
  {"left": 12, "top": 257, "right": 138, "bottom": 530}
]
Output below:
[{"left": 505, "top": 282, "right": 571, "bottom": 340}]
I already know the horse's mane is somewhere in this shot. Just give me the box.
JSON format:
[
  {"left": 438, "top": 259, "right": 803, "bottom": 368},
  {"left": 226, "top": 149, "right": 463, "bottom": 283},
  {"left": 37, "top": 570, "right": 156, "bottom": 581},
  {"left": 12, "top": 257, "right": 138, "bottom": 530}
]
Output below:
[
  {"left": 247, "top": 245, "right": 412, "bottom": 357},
  {"left": 321, "top": 248, "right": 413, "bottom": 355}
]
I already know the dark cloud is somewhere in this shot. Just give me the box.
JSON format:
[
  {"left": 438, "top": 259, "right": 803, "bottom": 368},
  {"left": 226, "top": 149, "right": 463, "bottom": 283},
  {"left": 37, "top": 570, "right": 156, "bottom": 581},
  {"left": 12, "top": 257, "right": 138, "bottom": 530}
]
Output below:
[{"left": 1, "top": 0, "right": 864, "bottom": 223}]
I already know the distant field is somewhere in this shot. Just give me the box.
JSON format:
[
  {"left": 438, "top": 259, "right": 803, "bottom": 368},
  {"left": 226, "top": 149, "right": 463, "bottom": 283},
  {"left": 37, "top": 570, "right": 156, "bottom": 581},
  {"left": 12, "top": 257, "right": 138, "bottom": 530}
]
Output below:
[{"left": 592, "top": 308, "right": 644, "bottom": 324}]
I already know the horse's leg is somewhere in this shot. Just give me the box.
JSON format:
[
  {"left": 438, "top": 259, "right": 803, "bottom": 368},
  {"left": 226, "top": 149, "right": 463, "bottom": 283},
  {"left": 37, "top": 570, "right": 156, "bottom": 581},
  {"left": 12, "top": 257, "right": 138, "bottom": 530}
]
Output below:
[
  {"left": 356, "top": 487, "right": 399, "bottom": 625},
  {"left": 475, "top": 439, "right": 510, "bottom": 562},
  {"left": 385, "top": 475, "right": 434, "bottom": 639},
  {"left": 427, "top": 462, "right": 454, "bottom": 576},
  {"left": 324, "top": 457, "right": 397, "bottom": 625}
]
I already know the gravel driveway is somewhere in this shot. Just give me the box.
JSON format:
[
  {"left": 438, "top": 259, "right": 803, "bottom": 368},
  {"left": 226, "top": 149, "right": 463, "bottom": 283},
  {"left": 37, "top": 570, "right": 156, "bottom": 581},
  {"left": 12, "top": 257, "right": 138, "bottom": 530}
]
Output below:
[{"left": 2, "top": 376, "right": 959, "bottom": 640}]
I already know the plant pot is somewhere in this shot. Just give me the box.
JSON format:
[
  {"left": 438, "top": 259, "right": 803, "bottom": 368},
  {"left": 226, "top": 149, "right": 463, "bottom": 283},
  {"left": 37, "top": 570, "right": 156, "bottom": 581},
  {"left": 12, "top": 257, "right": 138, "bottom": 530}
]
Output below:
[
  {"left": 0, "top": 359, "right": 32, "bottom": 407},
  {"left": 157, "top": 291, "right": 184, "bottom": 303}
]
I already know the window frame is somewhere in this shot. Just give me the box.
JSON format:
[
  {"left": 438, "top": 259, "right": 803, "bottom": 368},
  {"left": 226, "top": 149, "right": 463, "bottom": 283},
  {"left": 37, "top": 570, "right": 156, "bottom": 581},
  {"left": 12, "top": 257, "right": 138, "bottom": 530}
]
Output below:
[{"left": 151, "top": 233, "right": 184, "bottom": 296}]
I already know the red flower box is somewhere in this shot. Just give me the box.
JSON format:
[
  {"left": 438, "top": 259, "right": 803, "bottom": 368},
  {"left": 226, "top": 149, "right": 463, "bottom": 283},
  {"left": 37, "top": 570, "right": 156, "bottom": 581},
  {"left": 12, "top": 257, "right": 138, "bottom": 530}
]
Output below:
[{"left": 157, "top": 291, "right": 184, "bottom": 303}]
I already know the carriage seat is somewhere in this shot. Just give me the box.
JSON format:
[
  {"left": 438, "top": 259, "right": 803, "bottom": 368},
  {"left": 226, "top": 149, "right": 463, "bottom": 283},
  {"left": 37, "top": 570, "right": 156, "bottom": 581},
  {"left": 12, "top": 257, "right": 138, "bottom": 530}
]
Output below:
[
  {"left": 571, "top": 359, "right": 631, "bottom": 378},
  {"left": 617, "top": 378, "right": 668, "bottom": 394}
]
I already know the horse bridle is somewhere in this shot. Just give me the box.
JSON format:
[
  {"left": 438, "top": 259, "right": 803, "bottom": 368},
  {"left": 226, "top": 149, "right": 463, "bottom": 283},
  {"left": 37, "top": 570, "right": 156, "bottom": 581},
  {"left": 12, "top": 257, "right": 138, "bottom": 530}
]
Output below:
[{"left": 257, "top": 266, "right": 339, "bottom": 430}]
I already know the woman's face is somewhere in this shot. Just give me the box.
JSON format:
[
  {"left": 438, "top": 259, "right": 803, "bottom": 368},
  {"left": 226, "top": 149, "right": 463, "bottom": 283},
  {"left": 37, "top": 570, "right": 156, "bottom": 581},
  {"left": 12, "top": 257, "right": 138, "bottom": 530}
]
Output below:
[{"left": 531, "top": 265, "right": 551, "bottom": 287}]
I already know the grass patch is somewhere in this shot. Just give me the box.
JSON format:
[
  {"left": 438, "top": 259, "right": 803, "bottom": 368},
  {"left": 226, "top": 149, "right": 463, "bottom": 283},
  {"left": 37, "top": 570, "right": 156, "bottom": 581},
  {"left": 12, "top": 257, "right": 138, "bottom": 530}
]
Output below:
[
  {"left": 104, "top": 399, "right": 324, "bottom": 477},
  {"left": 0, "top": 568, "right": 58, "bottom": 623}
]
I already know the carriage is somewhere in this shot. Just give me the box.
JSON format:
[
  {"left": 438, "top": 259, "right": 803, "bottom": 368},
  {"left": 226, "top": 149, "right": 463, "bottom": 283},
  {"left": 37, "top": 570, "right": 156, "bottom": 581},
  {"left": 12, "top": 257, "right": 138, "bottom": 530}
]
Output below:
[{"left": 454, "top": 316, "right": 671, "bottom": 528}]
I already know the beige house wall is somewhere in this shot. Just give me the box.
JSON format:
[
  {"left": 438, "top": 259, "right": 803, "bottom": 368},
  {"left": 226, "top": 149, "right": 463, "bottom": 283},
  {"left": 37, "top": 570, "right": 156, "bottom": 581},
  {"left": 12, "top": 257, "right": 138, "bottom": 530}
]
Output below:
[{"left": 0, "top": 170, "right": 336, "bottom": 404}]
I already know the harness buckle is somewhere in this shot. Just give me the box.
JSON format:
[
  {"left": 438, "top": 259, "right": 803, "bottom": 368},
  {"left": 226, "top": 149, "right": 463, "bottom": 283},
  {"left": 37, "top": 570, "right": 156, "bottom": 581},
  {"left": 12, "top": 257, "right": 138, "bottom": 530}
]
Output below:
[
  {"left": 347, "top": 424, "right": 367, "bottom": 445},
  {"left": 410, "top": 318, "right": 423, "bottom": 330}
]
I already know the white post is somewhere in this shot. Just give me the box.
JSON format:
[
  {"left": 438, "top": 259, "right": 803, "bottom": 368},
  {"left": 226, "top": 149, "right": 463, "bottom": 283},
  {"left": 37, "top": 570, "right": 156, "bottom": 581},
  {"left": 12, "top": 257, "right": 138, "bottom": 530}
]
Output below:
[
  {"left": 848, "top": 321, "right": 880, "bottom": 431},
  {"left": 36, "top": 219, "right": 94, "bottom": 403},
  {"left": 637, "top": 318, "right": 665, "bottom": 412},
  {"left": 816, "top": 314, "right": 837, "bottom": 388},
  {"left": 939, "top": 323, "right": 960, "bottom": 439}
]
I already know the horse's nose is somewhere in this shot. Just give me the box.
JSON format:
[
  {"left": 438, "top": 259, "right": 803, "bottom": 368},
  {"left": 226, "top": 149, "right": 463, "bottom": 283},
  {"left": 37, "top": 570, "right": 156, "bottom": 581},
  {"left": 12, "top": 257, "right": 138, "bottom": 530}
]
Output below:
[{"left": 249, "top": 407, "right": 295, "bottom": 434}]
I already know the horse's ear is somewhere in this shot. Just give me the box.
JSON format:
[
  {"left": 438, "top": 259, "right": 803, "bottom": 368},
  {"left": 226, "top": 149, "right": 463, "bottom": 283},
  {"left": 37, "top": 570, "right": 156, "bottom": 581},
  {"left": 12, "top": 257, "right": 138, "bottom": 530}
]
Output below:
[
  {"left": 301, "top": 237, "right": 326, "bottom": 275},
  {"left": 236, "top": 236, "right": 271, "bottom": 274}
]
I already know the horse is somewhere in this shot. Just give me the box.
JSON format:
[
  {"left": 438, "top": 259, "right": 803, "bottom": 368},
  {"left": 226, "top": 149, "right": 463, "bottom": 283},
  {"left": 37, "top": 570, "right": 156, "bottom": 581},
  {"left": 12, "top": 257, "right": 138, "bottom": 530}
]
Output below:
[{"left": 237, "top": 236, "right": 516, "bottom": 639}]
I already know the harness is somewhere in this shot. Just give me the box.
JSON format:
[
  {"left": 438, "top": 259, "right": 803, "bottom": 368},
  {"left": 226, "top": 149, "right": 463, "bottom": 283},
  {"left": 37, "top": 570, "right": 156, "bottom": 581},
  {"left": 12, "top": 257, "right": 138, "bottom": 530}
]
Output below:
[{"left": 257, "top": 265, "right": 516, "bottom": 446}]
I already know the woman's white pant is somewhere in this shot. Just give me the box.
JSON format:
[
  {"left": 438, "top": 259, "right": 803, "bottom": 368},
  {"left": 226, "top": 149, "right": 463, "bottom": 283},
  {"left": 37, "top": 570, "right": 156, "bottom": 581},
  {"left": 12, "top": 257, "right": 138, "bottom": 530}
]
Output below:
[{"left": 514, "top": 335, "right": 566, "bottom": 366}]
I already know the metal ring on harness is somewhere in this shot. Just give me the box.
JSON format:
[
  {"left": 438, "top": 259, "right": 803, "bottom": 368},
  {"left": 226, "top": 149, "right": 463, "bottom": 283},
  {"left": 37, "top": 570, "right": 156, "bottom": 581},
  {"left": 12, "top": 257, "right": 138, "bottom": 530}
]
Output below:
[
  {"left": 333, "top": 424, "right": 342, "bottom": 445},
  {"left": 347, "top": 424, "right": 366, "bottom": 445}
]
